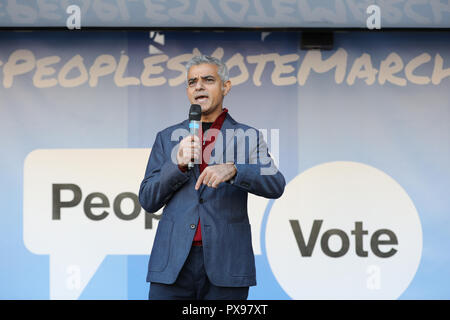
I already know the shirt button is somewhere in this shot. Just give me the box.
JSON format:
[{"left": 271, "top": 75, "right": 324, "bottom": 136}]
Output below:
[{"left": 190, "top": 224, "right": 196, "bottom": 229}]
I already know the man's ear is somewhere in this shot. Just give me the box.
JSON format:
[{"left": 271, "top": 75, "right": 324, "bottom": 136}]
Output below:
[{"left": 222, "top": 80, "right": 232, "bottom": 96}]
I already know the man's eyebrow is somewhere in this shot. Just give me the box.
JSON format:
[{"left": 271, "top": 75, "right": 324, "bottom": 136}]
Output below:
[
  {"left": 188, "top": 75, "right": 216, "bottom": 82},
  {"left": 201, "top": 75, "right": 215, "bottom": 79}
]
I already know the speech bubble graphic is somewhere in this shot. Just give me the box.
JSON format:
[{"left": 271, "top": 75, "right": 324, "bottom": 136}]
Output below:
[
  {"left": 265, "top": 161, "right": 422, "bottom": 299},
  {"left": 23, "top": 149, "right": 156, "bottom": 299},
  {"left": 23, "top": 148, "right": 268, "bottom": 299}
]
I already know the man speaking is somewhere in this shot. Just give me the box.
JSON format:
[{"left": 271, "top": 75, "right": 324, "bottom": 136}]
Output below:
[{"left": 139, "top": 55, "right": 285, "bottom": 300}]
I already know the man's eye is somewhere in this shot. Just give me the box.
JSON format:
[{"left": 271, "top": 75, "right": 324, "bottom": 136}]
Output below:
[
  {"left": 205, "top": 78, "right": 215, "bottom": 83},
  {"left": 188, "top": 80, "right": 196, "bottom": 86}
]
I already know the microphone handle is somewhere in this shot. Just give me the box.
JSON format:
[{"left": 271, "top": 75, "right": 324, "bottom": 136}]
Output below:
[{"left": 188, "top": 120, "right": 200, "bottom": 170}]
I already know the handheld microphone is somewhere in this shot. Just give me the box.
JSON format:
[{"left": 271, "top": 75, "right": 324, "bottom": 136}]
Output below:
[{"left": 188, "top": 104, "right": 202, "bottom": 170}]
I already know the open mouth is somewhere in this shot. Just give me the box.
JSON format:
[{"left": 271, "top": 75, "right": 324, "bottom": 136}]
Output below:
[{"left": 195, "top": 95, "right": 209, "bottom": 103}]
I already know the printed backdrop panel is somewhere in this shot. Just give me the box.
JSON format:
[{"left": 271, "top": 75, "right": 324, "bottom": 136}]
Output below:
[{"left": 0, "top": 30, "right": 449, "bottom": 299}]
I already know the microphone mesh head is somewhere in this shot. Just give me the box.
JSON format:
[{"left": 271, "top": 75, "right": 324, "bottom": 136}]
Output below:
[{"left": 189, "top": 104, "right": 202, "bottom": 121}]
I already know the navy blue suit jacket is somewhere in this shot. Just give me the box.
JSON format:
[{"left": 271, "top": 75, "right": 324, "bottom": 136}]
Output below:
[{"left": 139, "top": 112, "right": 286, "bottom": 287}]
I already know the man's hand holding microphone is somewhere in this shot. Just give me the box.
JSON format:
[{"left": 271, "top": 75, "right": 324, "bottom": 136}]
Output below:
[
  {"left": 177, "top": 134, "right": 202, "bottom": 170},
  {"left": 177, "top": 104, "right": 237, "bottom": 190}
]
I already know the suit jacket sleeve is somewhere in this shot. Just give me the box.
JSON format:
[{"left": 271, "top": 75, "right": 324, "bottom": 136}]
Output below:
[
  {"left": 139, "top": 131, "right": 190, "bottom": 213},
  {"left": 231, "top": 129, "right": 286, "bottom": 199}
]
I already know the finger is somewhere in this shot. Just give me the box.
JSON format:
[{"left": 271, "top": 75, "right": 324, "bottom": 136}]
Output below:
[
  {"left": 184, "top": 140, "right": 200, "bottom": 149},
  {"left": 186, "top": 147, "right": 199, "bottom": 157},
  {"left": 195, "top": 170, "right": 206, "bottom": 190},
  {"left": 209, "top": 176, "right": 220, "bottom": 188},
  {"left": 202, "top": 171, "right": 213, "bottom": 186},
  {"left": 186, "top": 147, "right": 201, "bottom": 157},
  {"left": 182, "top": 135, "right": 196, "bottom": 146},
  {"left": 188, "top": 137, "right": 198, "bottom": 145},
  {"left": 190, "top": 135, "right": 200, "bottom": 143},
  {"left": 211, "top": 176, "right": 221, "bottom": 188},
  {"left": 190, "top": 144, "right": 201, "bottom": 152}
]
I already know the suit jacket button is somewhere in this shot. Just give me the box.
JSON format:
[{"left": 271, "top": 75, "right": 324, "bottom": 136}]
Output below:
[
  {"left": 199, "top": 198, "right": 204, "bottom": 204},
  {"left": 241, "top": 181, "right": 250, "bottom": 188},
  {"left": 190, "top": 224, "right": 196, "bottom": 229}
]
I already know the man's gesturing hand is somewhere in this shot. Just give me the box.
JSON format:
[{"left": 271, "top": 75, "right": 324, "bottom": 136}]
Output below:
[
  {"left": 195, "top": 163, "right": 237, "bottom": 190},
  {"left": 177, "top": 135, "right": 201, "bottom": 168}
]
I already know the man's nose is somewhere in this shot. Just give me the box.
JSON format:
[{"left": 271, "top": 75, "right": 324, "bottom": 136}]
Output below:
[{"left": 195, "top": 79, "right": 205, "bottom": 90}]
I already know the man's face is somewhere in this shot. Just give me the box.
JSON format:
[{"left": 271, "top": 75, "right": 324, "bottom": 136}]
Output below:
[{"left": 186, "top": 63, "right": 231, "bottom": 118}]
